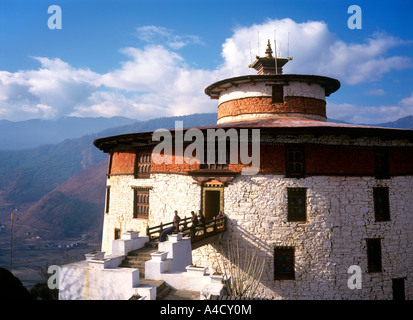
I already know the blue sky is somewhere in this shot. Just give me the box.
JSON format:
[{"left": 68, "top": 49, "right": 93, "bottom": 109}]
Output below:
[{"left": 0, "top": 0, "right": 412, "bottom": 124}]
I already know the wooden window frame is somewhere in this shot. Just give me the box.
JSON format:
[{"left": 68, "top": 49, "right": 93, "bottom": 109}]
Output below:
[
  {"left": 373, "top": 187, "right": 390, "bottom": 221},
  {"left": 272, "top": 85, "right": 284, "bottom": 103},
  {"left": 133, "top": 188, "right": 150, "bottom": 219},
  {"left": 135, "top": 150, "right": 152, "bottom": 178},
  {"left": 200, "top": 141, "right": 229, "bottom": 170},
  {"left": 114, "top": 228, "right": 121, "bottom": 240},
  {"left": 274, "top": 247, "right": 295, "bottom": 280},
  {"left": 374, "top": 148, "right": 389, "bottom": 179},
  {"left": 286, "top": 145, "right": 305, "bottom": 178},
  {"left": 366, "top": 238, "right": 382, "bottom": 273},
  {"left": 287, "top": 188, "right": 307, "bottom": 222}
]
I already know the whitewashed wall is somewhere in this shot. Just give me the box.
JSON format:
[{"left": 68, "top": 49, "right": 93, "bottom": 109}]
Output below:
[
  {"left": 101, "top": 174, "right": 201, "bottom": 254},
  {"left": 218, "top": 81, "right": 325, "bottom": 105},
  {"left": 101, "top": 171, "right": 412, "bottom": 299},
  {"left": 192, "top": 174, "right": 413, "bottom": 299},
  {"left": 100, "top": 132, "right": 413, "bottom": 299}
]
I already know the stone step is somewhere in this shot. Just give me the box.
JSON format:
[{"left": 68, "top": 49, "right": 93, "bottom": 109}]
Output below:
[
  {"left": 119, "top": 260, "right": 146, "bottom": 269},
  {"left": 127, "top": 246, "right": 157, "bottom": 257},
  {"left": 122, "top": 255, "right": 151, "bottom": 263},
  {"left": 139, "top": 279, "right": 172, "bottom": 300},
  {"left": 145, "top": 240, "right": 160, "bottom": 248},
  {"left": 119, "top": 245, "right": 158, "bottom": 277},
  {"left": 156, "top": 282, "right": 172, "bottom": 300}
]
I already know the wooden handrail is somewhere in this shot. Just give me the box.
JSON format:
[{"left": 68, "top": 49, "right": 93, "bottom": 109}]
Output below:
[
  {"left": 146, "top": 216, "right": 227, "bottom": 243},
  {"left": 146, "top": 216, "right": 191, "bottom": 237}
]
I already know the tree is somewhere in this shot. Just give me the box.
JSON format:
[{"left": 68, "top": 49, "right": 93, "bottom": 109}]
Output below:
[{"left": 213, "top": 238, "right": 266, "bottom": 298}]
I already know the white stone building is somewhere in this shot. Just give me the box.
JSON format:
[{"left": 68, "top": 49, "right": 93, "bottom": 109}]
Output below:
[{"left": 92, "top": 43, "right": 413, "bottom": 299}]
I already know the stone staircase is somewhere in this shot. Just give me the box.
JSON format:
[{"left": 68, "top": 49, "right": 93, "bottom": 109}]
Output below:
[
  {"left": 60, "top": 231, "right": 221, "bottom": 300},
  {"left": 118, "top": 239, "right": 201, "bottom": 300},
  {"left": 119, "top": 240, "right": 176, "bottom": 299},
  {"left": 119, "top": 241, "right": 159, "bottom": 278}
]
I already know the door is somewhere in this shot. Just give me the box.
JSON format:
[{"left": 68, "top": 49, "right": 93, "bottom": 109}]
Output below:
[
  {"left": 202, "top": 185, "right": 223, "bottom": 221},
  {"left": 204, "top": 190, "right": 221, "bottom": 221}
]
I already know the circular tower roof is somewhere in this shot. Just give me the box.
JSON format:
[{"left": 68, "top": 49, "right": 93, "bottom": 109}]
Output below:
[{"left": 205, "top": 41, "right": 340, "bottom": 124}]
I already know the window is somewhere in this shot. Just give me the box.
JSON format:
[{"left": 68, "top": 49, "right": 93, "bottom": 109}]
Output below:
[
  {"left": 374, "top": 148, "right": 389, "bottom": 179},
  {"left": 200, "top": 142, "right": 229, "bottom": 170},
  {"left": 392, "top": 278, "right": 405, "bottom": 300},
  {"left": 133, "top": 188, "right": 150, "bottom": 219},
  {"left": 286, "top": 145, "right": 305, "bottom": 177},
  {"left": 135, "top": 150, "right": 151, "bottom": 178},
  {"left": 366, "top": 238, "right": 382, "bottom": 273},
  {"left": 373, "top": 187, "right": 390, "bottom": 221},
  {"left": 287, "top": 188, "right": 307, "bottom": 222},
  {"left": 114, "top": 228, "right": 121, "bottom": 240},
  {"left": 272, "top": 85, "right": 284, "bottom": 103},
  {"left": 274, "top": 247, "right": 295, "bottom": 280},
  {"left": 105, "top": 187, "right": 110, "bottom": 214}
]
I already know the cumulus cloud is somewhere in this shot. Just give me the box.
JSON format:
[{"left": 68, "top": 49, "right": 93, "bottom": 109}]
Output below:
[
  {"left": 327, "top": 91, "right": 413, "bottom": 124},
  {"left": 0, "top": 57, "right": 100, "bottom": 120},
  {"left": 220, "top": 18, "right": 411, "bottom": 84},
  {"left": 0, "top": 19, "right": 411, "bottom": 122},
  {"left": 97, "top": 44, "right": 219, "bottom": 119}
]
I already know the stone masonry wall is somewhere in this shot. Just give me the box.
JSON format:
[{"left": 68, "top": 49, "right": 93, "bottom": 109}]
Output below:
[
  {"left": 216, "top": 80, "right": 327, "bottom": 123},
  {"left": 101, "top": 170, "right": 413, "bottom": 299},
  {"left": 191, "top": 174, "right": 413, "bottom": 300},
  {"left": 101, "top": 173, "right": 201, "bottom": 254},
  {"left": 101, "top": 134, "right": 413, "bottom": 299},
  {"left": 217, "top": 96, "right": 326, "bottom": 123}
]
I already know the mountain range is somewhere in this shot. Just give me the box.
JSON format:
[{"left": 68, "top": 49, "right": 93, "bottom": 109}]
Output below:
[
  {"left": 0, "top": 114, "right": 412, "bottom": 241},
  {"left": 0, "top": 113, "right": 218, "bottom": 240},
  {"left": 0, "top": 116, "right": 138, "bottom": 150}
]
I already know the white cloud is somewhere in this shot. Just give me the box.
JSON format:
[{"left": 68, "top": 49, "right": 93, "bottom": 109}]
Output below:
[
  {"left": 0, "top": 57, "right": 100, "bottom": 120},
  {"left": 101, "top": 45, "right": 185, "bottom": 92},
  {"left": 71, "top": 90, "right": 173, "bottom": 119},
  {"left": 327, "top": 91, "right": 413, "bottom": 124},
  {"left": 220, "top": 19, "right": 411, "bottom": 84},
  {"left": 364, "top": 89, "right": 386, "bottom": 96},
  {"left": 0, "top": 19, "right": 411, "bottom": 122},
  {"left": 135, "top": 25, "right": 203, "bottom": 50},
  {"left": 220, "top": 18, "right": 336, "bottom": 77}
]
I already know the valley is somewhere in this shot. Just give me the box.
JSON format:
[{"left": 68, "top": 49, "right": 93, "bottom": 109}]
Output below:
[{"left": 0, "top": 232, "right": 101, "bottom": 289}]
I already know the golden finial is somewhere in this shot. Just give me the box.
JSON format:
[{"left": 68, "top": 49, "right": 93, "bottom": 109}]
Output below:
[{"left": 265, "top": 39, "right": 273, "bottom": 58}]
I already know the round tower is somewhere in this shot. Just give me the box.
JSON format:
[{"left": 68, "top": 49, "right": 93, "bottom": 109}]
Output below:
[
  {"left": 91, "top": 41, "right": 413, "bottom": 300},
  {"left": 205, "top": 40, "right": 340, "bottom": 124}
]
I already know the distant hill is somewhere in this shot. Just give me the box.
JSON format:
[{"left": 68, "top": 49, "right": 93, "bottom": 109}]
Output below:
[
  {"left": 0, "top": 113, "right": 218, "bottom": 240},
  {"left": 94, "top": 112, "right": 219, "bottom": 139},
  {"left": 1, "top": 112, "right": 412, "bottom": 241},
  {"left": 371, "top": 115, "right": 413, "bottom": 130},
  {"left": 0, "top": 116, "right": 138, "bottom": 150},
  {"left": 328, "top": 116, "right": 413, "bottom": 129},
  {"left": 15, "top": 160, "right": 107, "bottom": 239}
]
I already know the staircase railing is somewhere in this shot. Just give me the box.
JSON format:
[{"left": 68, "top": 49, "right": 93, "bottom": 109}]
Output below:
[{"left": 146, "top": 216, "right": 227, "bottom": 244}]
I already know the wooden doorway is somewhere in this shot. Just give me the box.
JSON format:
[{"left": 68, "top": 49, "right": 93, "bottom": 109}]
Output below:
[{"left": 202, "top": 180, "right": 224, "bottom": 221}]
